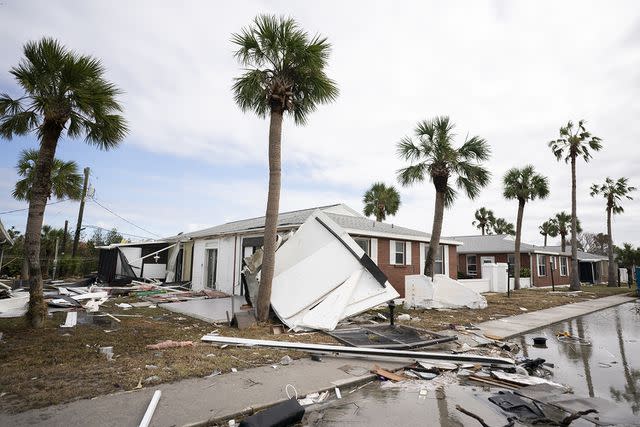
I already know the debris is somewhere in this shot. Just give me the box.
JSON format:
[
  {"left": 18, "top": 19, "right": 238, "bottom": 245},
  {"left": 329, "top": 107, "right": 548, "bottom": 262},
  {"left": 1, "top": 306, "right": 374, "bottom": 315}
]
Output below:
[
  {"left": 239, "top": 398, "right": 305, "bottom": 427},
  {"left": 201, "top": 335, "right": 515, "bottom": 368},
  {"left": 146, "top": 340, "right": 194, "bottom": 350},
  {"left": 279, "top": 355, "right": 293, "bottom": 366},
  {"left": 205, "top": 369, "right": 221, "bottom": 378},
  {"left": 130, "top": 301, "right": 153, "bottom": 308},
  {"left": 404, "top": 274, "right": 487, "bottom": 310},
  {"left": 455, "top": 404, "right": 494, "bottom": 427},
  {"left": 397, "top": 313, "right": 411, "bottom": 321},
  {"left": 334, "top": 387, "right": 342, "bottom": 399},
  {"left": 491, "top": 371, "right": 566, "bottom": 388},
  {"left": 145, "top": 365, "right": 158, "bottom": 370},
  {"left": 104, "top": 313, "right": 122, "bottom": 323},
  {"left": 325, "top": 324, "right": 456, "bottom": 349},
  {"left": 467, "top": 375, "right": 520, "bottom": 390},
  {"left": 116, "top": 303, "right": 132, "bottom": 309},
  {"left": 269, "top": 211, "right": 399, "bottom": 331},
  {"left": 488, "top": 391, "right": 545, "bottom": 421},
  {"left": 519, "top": 307, "right": 528, "bottom": 311},
  {"left": 417, "top": 361, "right": 458, "bottom": 371},
  {"left": 143, "top": 376, "right": 161, "bottom": 385},
  {"left": 99, "top": 346, "right": 114, "bottom": 361},
  {"left": 138, "top": 389, "right": 161, "bottom": 427},
  {"left": 60, "top": 311, "right": 78, "bottom": 328},
  {"left": 372, "top": 366, "right": 408, "bottom": 382},
  {"left": 231, "top": 368, "right": 237, "bottom": 373},
  {"left": 231, "top": 311, "right": 257, "bottom": 329},
  {"left": 271, "top": 325, "right": 285, "bottom": 335}
]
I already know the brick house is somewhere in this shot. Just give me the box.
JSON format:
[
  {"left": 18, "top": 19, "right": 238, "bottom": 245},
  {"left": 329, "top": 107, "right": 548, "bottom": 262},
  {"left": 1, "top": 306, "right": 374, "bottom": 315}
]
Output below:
[
  {"left": 169, "top": 204, "right": 461, "bottom": 298},
  {"left": 454, "top": 235, "right": 572, "bottom": 287}
]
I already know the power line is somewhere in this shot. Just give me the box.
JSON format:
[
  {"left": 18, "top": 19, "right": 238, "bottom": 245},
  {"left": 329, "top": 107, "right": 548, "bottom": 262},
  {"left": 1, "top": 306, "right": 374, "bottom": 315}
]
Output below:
[
  {"left": 0, "top": 198, "right": 72, "bottom": 215},
  {"left": 89, "top": 197, "right": 162, "bottom": 238},
  {"left": 82, "top": 224, "right": 152, "bottom": 240}
]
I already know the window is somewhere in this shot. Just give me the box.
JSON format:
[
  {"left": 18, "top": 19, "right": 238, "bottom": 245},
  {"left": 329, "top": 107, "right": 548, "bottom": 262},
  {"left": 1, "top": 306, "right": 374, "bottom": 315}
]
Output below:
[
  {"left": 549, "top": 256, "right": 556, "bottom": 272},
  {"left": 354, "top": 237, "right": 370, "bottom": 256},
  {"left": 394, "top": 241, "right": 406, "bottom": 264},
  {"left": 467, "top": 255, "right": 477, "bottom": 276},
  {"left": 537, "top": 254, "right": 547, "bottom": 277},
  {"left": 425, "top": 244, "right": 445, "bottom": 274},
  {"left": 560, "top": 257, "right": 568, "bottom": 276}
]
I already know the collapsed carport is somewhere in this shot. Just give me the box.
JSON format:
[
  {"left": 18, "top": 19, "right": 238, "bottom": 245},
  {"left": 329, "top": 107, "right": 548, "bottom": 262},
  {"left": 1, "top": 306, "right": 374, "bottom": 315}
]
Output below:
[{"left": 97, "top": 241, "right": 180, "bottom": 284}]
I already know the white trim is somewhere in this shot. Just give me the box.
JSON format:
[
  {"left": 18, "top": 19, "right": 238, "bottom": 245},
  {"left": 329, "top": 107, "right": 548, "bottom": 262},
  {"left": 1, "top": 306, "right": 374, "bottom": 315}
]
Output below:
[
  {"left": 420, "top": 243, "right": 426, "bottom": 273},
  {"left": 560, "top": 256, "right": 568, "bottom": 276},
  {"left": 536, "top": 254, "right": 547, "bottom": 277},
  {"left": 389, "top": 240, "right": 395, "bottom": 264},
  {"left": 406, "top": 241, "right": 412, "bottom": 265},
  {"left": 343, "top": 228, "right": 460, "bottom": 245},
  {"left": 443, "top": 245, "right": 449, "bottom": 277},
  {"left": 370, "top": 238, "right": 378, "bottom": 264}
]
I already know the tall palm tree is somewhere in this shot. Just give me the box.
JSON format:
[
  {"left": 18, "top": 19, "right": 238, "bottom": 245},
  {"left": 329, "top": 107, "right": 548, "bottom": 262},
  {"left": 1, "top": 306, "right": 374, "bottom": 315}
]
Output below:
[
  {"left": 363, "top": 182, "right": 401, "bottom": 222},
  {"left": 549, "top": 120, "right": 602, "bottom": 291},
  {"left": 397, "top": 116, "right": 491, "bottom": 276},
  {"left": 472, "top": 207, "right": 494, "bottom": 235},
  {"left": 231, "top": 15, "right": 338, "bottom": 321},
  {"left": 0, "top": 38, "right": 127, "bottom": 327},
  {"left": 503, "top": 165, "right": 550, "bottom": 289},
  {"left": 492, "top": 217, "right": 515, "bottom": 236},
  {"left": 539, "top": 219, "right": 559, "bottom": 247},
  {"left": 13, "top": 149, "right": 82, "bottom": 201},
  {"left": 590, "top": 177, "right": 635, "bottom": 287},
  {"left": 555, "top": 211, "right": 582, "bottom": 252}
]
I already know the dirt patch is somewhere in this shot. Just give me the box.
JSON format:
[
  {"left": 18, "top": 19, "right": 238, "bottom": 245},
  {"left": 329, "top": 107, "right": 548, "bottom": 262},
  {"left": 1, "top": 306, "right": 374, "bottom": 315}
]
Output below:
[{"left": 0, "top": 285, "right": 631, "bottom": 412}]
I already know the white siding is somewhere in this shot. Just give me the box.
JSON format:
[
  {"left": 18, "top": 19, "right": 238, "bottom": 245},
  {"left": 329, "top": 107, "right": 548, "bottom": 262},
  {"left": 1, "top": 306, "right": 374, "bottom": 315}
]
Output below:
[
  {"left": 370, "top": 238, "right": 378, "bottom": 264},
  {"left": 405, "top": 241, "right": 412, "bottom": 265},
  {"left": 191, "top": 236, "right": 240, "bottom": 294}
]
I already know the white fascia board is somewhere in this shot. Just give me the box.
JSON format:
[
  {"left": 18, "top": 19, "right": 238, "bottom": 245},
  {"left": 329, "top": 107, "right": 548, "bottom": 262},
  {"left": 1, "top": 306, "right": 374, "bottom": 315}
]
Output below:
[
  {"left": 532, "top": 249, "right": 563, "bottom": 256},
  {"left": 342, "top": 228, "right": 460, "bottom": 245},
  {"left": 189, "top": 225, "right": 301, "bottom": 241}
]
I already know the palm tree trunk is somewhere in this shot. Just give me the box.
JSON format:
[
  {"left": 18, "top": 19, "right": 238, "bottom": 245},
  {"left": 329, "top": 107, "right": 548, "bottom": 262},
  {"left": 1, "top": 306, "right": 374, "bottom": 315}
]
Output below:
[
  {"left": 561, "top": 234, "right": 566, "bottom": 252},
  {"left": 25, "top": 121, "right": 62, "bottom": 328},
  {"left": 606, "top": 205, "right": 616, "bottom": 287},
  {"left": 424, "top": 187, "right": 445, "bottom": 277},
  {"left": 481, "top": 225, "right": 485, "bottom": 235},
  {"left": 569, "top": 155, "right": 580, "bottom": 291},
  {"left": 543, "top": 234, "right": 547, "bottom": 247},
  {"left": 513, "top": 199, "right": 525, "bottom": 290},
  {"left": 255, "top": 108, "right": 283, "bottom": 322}
]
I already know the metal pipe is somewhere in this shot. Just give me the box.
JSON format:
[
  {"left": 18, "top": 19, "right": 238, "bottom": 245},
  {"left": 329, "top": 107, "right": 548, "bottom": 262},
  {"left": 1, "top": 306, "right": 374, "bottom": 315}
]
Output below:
[{"left": 201, "top": 335, "right": 515, "bottom": 368}]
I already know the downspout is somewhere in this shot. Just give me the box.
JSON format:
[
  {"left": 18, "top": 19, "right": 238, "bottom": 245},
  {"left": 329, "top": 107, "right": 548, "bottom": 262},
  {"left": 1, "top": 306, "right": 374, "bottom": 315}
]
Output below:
[
  {"left": 232, "top": 235, "right": 237, "bottom": 296},
  {"left": 591, "top": 262, "right": 595, "bottom": 284},
  {"left": 530, "top": 252, "right": 534, "bottom": 287}
]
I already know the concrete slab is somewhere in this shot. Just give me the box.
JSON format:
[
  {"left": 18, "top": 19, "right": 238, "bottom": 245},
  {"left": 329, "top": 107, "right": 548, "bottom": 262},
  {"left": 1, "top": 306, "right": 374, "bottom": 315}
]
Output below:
[{"left": 162, "top": 296, "right": 247, "bottom": 323}]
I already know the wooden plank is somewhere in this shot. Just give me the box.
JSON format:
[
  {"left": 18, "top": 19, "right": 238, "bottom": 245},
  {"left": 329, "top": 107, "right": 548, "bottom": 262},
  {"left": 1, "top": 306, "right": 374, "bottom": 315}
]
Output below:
[
  {"left": 371, "top": 365, "right": 408, "bottom": 382},
  {"left": 468, "top": 375, "right": 520, "bottom": 390}
]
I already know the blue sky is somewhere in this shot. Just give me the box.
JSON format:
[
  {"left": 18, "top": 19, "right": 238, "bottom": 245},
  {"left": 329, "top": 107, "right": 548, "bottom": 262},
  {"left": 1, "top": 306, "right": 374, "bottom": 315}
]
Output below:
[{"left": 1, "top": 0, "right": 639, "bottom": 246}]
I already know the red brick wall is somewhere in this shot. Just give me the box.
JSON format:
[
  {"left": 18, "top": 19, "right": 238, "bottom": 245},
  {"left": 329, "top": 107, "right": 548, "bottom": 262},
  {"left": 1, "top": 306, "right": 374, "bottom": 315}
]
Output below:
[
  {"left": 458, "top": 253, "right": 529, "bottom": 279},
  {"left": 531, "top": 254, "right": 572, "bottom": 287},
  {"left": 448, "top": 245, "right": 458, "bottom": 280},
  {"left": 377, "top": 238, "right": 420, "bottom": 297}
]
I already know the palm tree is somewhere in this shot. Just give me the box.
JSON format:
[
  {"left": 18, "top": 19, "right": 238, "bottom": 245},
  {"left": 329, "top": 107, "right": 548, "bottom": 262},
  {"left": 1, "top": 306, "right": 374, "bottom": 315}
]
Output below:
[
  {"left": 615, "top": 243, "right": 639, "bottom": 287},
  {"left": 13, "top": 149, "right": 82, "bottom": 201},
  {"left": 503, "top": 165, "right": 550, "bottom": 289},
  {"left": 231, "top": 15, "right": 339, "bottom": 321},
  {"left": 549, "top": 120, "right": 602, "bottom": 291},
  {"left": 591, "top": 177, "right": 636, "bottom": 287},
  {"left": 472, "top": 207, "right": 495, "bottom": 235},
  {"left": 0, "top": 38, "right": 127, "bottom": 327},
  {"left": 555, "top": 211, "right": 582, "bottom": 252},
  {"left": 492, "top": 217, "right": 515, "bottom": 236},
  {"left": 397, "top": 116, "right": 491, "bottom": 276},
  {"left": 363, "top": 182, "right": 401, "bottom": 222},
  {"left": 539, "top": 219, "right": 559, "bottom": 247}
]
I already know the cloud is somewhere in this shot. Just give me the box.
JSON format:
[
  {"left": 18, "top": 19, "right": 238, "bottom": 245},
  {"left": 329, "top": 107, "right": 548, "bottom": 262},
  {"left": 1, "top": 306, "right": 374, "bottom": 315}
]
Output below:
[{"left": 0, "top": 0, "right": 639, "bottom": 247}]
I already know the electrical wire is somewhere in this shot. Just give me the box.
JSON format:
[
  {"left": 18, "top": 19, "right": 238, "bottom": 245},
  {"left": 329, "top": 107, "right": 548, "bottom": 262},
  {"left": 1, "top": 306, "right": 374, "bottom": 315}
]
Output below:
[
  {"left": 88, "top": 197, "right": 162, "bottom": 238},
  {"left": 82, "top": 224, "right": 152, "bottom": 240},
  {"left": 0, "top": 198, "right": 71, "bottom": 215}
]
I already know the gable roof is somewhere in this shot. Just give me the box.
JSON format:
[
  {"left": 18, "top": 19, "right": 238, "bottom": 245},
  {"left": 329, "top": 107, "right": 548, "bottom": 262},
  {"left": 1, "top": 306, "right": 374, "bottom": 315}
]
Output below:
[
  {"left": 454, "top": 234, "right": 557, "bottom": 254},
  {"left": 168, "top": 203, "right": 460, "bottom": 245}
]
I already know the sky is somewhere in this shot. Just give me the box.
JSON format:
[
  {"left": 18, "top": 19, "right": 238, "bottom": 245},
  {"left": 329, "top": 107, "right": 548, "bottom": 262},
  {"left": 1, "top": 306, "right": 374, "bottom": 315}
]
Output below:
[{"left": 0, "top": 1, "right": 639, "bottom": 247}]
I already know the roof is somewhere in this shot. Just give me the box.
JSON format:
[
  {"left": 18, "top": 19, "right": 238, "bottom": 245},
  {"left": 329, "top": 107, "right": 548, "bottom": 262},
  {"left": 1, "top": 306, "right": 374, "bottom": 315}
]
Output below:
[
  {"left": 167, "top": 203, "right": 461, "bottom": 244},
  {"left": 454, "top": 234, "right": 558, "bottom": 255},
  {"left": 0, "top": 219, "right": 14, "bottom": 246},
  {"left": 544, "top": 246, "right": 608, "bottom": 262}
]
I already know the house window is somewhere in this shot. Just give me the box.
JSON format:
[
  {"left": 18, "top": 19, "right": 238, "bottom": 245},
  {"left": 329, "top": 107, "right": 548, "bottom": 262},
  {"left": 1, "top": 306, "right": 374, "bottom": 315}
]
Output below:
[
  {"left": 394, "top": 241, "right": 406, "bottom": 265},
  {"left": 549, "top": 256, "right": 556, "bottom": 272},
  {"left": 425, "top": 244, "right": 445, "bottom": 274},
  {"left": 354, "top": 237, "right": 370, "bottom": 256},
  {"left": 507, "top": 254, "right": 515, "bottom": 276},
  {"left": 467, "top": 255, "right": 477, "bottom": 276},
  {"left": 560, "top": 257, "right": 568, "bottom": 276},
  {"left": 537, "top": 254, "right": 547, "bottom": 277}
]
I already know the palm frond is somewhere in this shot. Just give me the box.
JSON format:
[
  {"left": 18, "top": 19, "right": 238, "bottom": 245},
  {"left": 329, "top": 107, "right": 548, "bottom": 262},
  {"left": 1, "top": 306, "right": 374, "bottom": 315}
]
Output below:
[{"left": 397, "top": 163, "right": 428, "bottom": 186}]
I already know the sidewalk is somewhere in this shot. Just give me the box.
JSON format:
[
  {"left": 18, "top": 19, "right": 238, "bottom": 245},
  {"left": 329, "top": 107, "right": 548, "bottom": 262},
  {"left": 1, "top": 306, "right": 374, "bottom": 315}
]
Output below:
[{"left": 0, "top": 293, "right": 635, "bottom": 427}]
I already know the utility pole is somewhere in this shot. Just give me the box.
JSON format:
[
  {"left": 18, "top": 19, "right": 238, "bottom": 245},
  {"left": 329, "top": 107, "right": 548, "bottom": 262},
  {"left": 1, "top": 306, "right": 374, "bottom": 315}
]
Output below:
[
  {"left": 72, "top": 167, "right": 90, "bottom": 258},
  {"left": 52, "top": 237, "right": 59, "bottom": 280},
  {"left": 62, "top": 220, "right": 68, "bottom": 254}
]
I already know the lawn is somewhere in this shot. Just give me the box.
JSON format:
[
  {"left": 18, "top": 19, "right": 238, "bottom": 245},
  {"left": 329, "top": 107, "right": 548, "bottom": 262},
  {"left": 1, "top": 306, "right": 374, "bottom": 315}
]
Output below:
[{"left": 0, "top": 285, "right": 633, "bottom": 413}]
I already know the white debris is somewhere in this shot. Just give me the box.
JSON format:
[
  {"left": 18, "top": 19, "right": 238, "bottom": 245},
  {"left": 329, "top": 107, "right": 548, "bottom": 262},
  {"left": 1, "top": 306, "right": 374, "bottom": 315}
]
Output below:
[{"left": 404, "top": 275, "right": 487, "bottom": 310}]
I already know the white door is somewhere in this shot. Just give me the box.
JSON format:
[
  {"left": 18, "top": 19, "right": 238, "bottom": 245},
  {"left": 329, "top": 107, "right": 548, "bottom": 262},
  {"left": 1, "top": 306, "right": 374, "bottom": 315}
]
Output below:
[
  {"left": 204, "top": 248, "right": 218, "bottom": 289},
  {"left": 480, "top": 256, "right": 495, "bottom": 265}
]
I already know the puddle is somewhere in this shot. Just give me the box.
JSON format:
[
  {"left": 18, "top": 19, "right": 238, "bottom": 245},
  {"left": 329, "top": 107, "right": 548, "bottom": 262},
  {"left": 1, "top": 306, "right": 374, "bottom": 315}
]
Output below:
[{"left": 304, "top": 301, "right": 640, "bottom": 426}]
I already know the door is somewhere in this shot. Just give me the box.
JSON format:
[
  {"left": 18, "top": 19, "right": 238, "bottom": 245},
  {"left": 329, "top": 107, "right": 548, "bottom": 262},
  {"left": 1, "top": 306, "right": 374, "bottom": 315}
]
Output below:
[{"left": 205, "top": 248, "right": 218, "bottom": 289}]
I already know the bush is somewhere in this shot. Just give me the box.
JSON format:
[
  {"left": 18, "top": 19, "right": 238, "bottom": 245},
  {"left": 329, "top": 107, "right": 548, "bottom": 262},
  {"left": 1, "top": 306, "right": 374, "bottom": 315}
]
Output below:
[
  {"left": 457, "top": 271, "right": 473, "bottom": 279},
  {"left": 520, "top": 267, "right": 531, "bottom": 278}
]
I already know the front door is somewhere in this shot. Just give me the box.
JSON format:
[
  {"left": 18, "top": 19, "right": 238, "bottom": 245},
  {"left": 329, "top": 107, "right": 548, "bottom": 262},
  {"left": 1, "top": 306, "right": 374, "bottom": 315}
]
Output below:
[{"left": 205, "top": 248, "right": 218, "bottom": 289}]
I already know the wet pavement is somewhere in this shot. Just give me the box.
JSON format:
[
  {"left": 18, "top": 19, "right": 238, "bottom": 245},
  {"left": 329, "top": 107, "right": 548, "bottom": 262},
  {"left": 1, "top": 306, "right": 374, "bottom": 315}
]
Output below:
[{"left": 304, "top": 301, "right": 640, "bottom": 426}]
